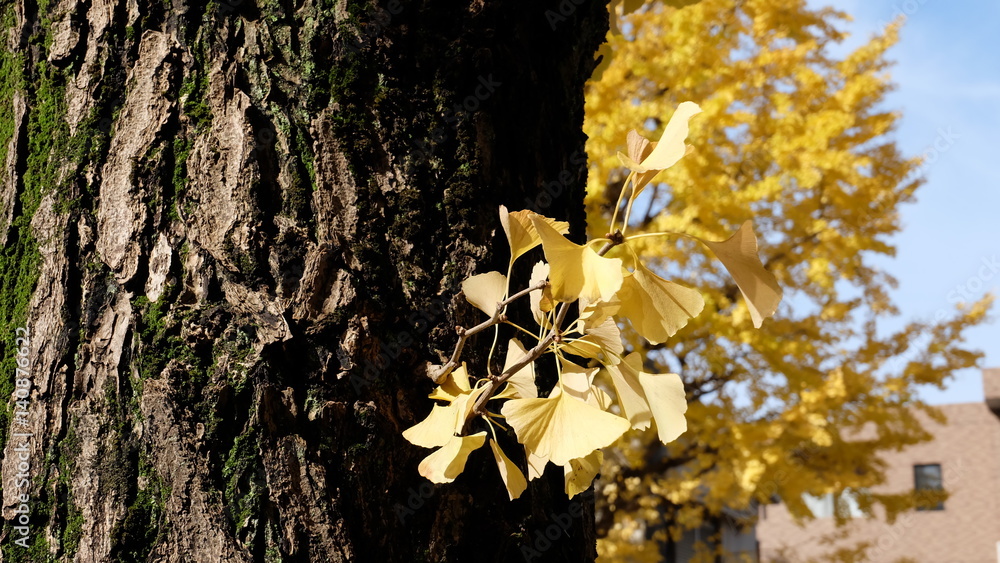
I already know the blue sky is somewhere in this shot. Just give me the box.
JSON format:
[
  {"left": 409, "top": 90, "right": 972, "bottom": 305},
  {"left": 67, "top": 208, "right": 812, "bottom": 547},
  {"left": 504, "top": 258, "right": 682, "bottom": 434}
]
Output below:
[{"left": 813, "top": 0, "right": 1000, "bottom": 403}]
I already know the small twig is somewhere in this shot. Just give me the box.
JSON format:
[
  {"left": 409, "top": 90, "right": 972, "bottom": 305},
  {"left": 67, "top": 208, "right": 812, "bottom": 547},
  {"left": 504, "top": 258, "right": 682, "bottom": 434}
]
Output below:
[
  {"left": 463, "top": 302, "right": 569, "bottom": 433},
  {"left": 429, "top": 280, "right": 548, "bottom": 383}
]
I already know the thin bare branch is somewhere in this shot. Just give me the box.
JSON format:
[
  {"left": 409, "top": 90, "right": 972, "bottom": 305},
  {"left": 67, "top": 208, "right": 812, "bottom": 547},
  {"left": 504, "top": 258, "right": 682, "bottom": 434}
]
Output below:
[{"left": 428, "top": 280, "right": 548, "bottom": 383}]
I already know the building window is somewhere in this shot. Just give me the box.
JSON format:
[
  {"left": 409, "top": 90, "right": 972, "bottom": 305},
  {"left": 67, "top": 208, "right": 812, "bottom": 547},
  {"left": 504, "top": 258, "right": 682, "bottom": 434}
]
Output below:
[
  {"left": 914, "top": 464, "right": 944, "bottom": 511},
  {"left": 802, "top": 490, "right": 863, "bottom": 519}
]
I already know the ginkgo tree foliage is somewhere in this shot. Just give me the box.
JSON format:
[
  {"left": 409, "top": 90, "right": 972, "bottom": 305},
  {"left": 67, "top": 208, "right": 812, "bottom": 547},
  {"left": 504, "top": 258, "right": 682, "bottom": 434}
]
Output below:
[
  {"left": 402, "top": 103, "right": 783, "bottom": 502},
  {"left": 585, "top": 0, "right": 991, "bottom": 561}
]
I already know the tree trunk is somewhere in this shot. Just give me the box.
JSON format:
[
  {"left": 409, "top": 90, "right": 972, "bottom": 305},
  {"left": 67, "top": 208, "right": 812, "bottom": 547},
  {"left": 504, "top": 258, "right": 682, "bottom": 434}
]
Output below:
[{"left": 0, "top": 0, "right": 607, "bottom": 560}]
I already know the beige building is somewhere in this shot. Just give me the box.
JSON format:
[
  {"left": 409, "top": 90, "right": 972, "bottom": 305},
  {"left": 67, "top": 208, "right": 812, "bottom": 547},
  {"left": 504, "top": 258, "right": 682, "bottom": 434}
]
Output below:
[{"left": 757, "top": 368, "right": 1000, "bottom": 562}]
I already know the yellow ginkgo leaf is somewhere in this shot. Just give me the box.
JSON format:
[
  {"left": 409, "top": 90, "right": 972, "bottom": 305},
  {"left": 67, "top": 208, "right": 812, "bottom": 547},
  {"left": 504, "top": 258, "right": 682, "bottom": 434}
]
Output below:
[
  {"left": 560, "top": 358, "right": 601, "bottom": 405},
  {"left": 624, "top": 130, "right": 661, "bottom": 195},
  {"left": 583, "top": 316, "right": 624, "bottom": 358},
  {"left": 450, "top": 385, "right": 488, "bottom": 431},
  {"left": 490, "top": 440, "right": 528, "bottom": 500},
  {"left": 495, "top": 338, "right": 538, "bottom": 400},
  {"left": 402, "top": 403, "right": 460, "bottom": 448},
  {"left": 526, "top": 448, "right": 548, "bottom": 481},
  {"left": 626, "top": 128, "right": 654, "bottom": 164},
  {"left": 501, "top": 387, "right": 630, "bottom": 466},
  {"left": 616, "top": 150, "right": 648, "bottom": 174},
  {"left": 603, "top": 353, "right": 653, "bottom": 430},
  {"left": 578, "top": 294, "right": 621, "bottom": 329},
  {"left": 564, "top": 450, "right": 603, "bottom": 499},
  {"left": 640, "top": 101, "right": 701, "bottom": 171},
  {"left": 418, "top": 432, "right": 487, "bottom": 484},
  {"left": 528, "top": 261, "right": 554, "bottom": 327},
  {"left": 559, "top": 338, "right": 603, "bottom": 362},
  {"left": 638, "top": 371, "right": 688, "bottom": 444},
  {"left": 428, "top": 363, "right": 472, "bottom": 402},
  {"left": 527, "top": 361, "right": 610, "bottom": 477},
  {"left": 531, "top": 215, "right": 623, "bottom": 303},
  {"left": 410, "top": 381, "right": 487, "bottom": 448},
  {"left": 561, "top": 316, "right": 624, "bottom": 364},
  {"left": 462, "top": 271, "right": 507, "bottom": 317},
  {"left": 617, "top": 261, "right": 705, "bottom": 344},
  {"left": 499, "top": 206, "right": 570, "bottom": 262},
  {"left": 560, "top": 357, "right": 614, "bottom": 410},
  {"left": 700, "top": 221, "right": 782, "bottom": 328}
]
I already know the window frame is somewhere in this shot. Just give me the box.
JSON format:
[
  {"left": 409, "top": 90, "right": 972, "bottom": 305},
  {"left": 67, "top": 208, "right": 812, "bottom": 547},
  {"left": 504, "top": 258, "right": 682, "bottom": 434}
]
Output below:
[{"left": 913, "top": 463, "right": 944, "bottom": 511}]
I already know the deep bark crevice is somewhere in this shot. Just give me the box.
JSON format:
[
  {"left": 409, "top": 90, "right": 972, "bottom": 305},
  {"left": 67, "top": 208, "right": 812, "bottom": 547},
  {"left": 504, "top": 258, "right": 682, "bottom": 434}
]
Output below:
[{"left": 1, "top": 0, "right": 609, "bottom": 560}]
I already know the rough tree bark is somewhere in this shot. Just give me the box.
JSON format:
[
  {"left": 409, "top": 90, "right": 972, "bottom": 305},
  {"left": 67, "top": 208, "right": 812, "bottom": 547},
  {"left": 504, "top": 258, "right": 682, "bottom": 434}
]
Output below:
[{"left": 0, "top": 0, "right": 607, "bottom": 560}]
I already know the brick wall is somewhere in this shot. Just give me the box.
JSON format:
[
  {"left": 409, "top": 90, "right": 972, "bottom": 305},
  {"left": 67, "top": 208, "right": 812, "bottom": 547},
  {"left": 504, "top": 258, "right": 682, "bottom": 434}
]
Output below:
[{"left": 757, "top": 400, "right": 1000, "bottom": 562}]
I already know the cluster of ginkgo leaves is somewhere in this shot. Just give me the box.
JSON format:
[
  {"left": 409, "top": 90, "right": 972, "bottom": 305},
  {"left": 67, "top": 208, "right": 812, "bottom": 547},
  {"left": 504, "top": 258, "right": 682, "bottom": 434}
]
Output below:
[{"left": 402, "top": 102, "right": 782, "bottom": 500}]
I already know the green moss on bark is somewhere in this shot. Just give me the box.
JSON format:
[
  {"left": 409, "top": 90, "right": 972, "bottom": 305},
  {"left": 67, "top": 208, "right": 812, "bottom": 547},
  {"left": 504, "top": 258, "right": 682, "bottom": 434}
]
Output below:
[
  {"left": 109, "top": 454, "right": 170, "bottom": 562},
  {"left": 223, "top": 429, "right": 264, "bottom": 538},
  {"left": 57, "top": 423, "right": 83, "bottom": 558},
  {"left": 0, "top": 10, "right": 67, "bottom": 464}
]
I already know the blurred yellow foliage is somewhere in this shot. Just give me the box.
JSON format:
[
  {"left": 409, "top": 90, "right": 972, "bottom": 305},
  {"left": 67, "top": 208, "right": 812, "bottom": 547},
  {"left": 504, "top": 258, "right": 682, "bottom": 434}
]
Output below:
[{"left": 588, "top": 0, "right": 991, "bottom": 560}]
